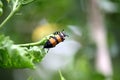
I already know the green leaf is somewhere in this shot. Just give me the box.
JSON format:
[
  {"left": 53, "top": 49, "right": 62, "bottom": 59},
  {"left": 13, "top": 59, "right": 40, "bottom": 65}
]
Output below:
[
  {"left": 27, "top": 76, "right": 34, "bottom": 80},
  {"left": 0, "top": 34, "right": 47, "bottom": 69},
  {"left": 59, "top": 70, "right": 66, "bottom": 80},
  {"left": 0, "top": 0, "right": 3, "bottom": 8},
  {"left": 7, "top": 0, "right": 10, "bottom": 3},
  {"left": 0, "top": 8, "right": 3, "bottom": 16},
  {"left": 21, "top": 0, "right": 35, "bottom": 5},
  {"left": 0, "top": 0, "right": 3, "bottom": 16}
]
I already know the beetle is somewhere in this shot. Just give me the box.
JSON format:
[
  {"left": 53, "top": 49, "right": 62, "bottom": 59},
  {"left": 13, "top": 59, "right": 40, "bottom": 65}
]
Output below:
[{"left": 44, "top": 30, "right": 68, "bottom": 48}]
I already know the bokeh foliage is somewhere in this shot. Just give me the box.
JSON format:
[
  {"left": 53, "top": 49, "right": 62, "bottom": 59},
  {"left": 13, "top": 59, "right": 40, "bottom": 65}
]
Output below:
[{"left": 0, "top": 0, "right": 120, "bottom": 80}]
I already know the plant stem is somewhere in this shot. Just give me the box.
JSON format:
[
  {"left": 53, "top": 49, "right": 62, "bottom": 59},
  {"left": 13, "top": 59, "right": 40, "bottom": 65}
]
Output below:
[
  {"left": 0, "top": 4, "right": 20, "bottom": 29},
  {"left": 18, "top": 41, "right": 42, "bottom": 47},
  {"left": 0, "top": 11, "right": 14, "bottom": 28},
  {"left": 59, "top": 70, "right": 66, "bottom": 80},
  {"left": 18, "top": 34, "right": 53, "bottom": 47},
  {"left": 18, "top": 37, "right": 47, "bottom": 47}
]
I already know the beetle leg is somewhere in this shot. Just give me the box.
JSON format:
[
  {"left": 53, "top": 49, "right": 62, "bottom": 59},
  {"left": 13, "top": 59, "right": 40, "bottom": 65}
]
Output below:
[
  {"left": 53, "top": 31, "right": 60, "bottom": 35},
  {"left": 45, "top": 48, "right": 49, "bottom": 53},
  {"left": 49, "top": 36, "right": 55, "bottom": 39}
]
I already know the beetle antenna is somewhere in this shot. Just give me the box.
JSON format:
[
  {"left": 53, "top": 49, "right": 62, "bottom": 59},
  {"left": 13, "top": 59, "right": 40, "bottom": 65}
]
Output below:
[
  {"left": 62, "top": 29, "right": 64, "bottom": 32},
  {"left": 62, "top": 29, "right": 69, "bottom": 37}
]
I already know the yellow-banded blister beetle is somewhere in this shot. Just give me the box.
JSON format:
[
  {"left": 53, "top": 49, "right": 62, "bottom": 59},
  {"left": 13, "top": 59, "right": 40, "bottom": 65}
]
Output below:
[{"left": 44, "top": 30, "right": 68, "bottom": 48}]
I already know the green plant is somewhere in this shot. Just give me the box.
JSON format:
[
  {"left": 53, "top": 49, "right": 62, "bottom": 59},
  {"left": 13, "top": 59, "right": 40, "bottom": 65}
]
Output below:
[
  {"left": 0, "top": 0, "right": 3, "bottom": 16},
  {"left": 59, "top": 70, "right": 66, "bottom": 80},
  {"left": 0, "top": 0, "right": 52, "bottom": 69}
]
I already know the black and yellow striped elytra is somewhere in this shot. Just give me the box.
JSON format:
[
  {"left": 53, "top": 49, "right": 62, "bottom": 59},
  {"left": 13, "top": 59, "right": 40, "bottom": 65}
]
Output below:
[{"left": 44, "top": 30, "right": 68, "bottom": 48}]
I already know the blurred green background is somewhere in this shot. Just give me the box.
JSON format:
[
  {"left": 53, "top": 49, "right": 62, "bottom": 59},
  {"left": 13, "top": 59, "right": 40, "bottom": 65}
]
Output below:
[{"left": 0, "top": 0, "right": 120, "bottom": 80}]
